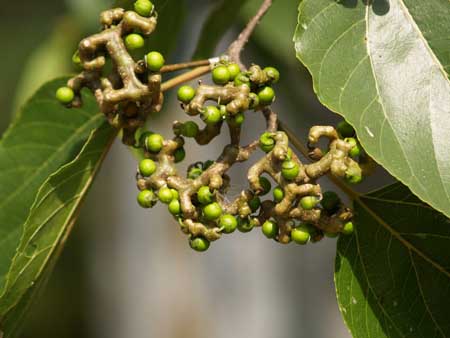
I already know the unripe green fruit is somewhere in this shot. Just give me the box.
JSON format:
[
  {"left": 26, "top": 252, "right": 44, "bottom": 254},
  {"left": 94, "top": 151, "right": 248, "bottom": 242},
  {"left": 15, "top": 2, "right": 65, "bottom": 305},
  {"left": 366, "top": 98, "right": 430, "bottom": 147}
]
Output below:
[
  {"left": 188, "top": 167, "right": 203, "bottom": 179},
  {"left": 203, "top": 202, "right": 222, "bottom": 221},
  {"left": 299, "top": 196, "right": 318, "bottom": 210},
  {"left": 259, "top": 176, "right": 272, "bottom": 195},
  {"left": 227, "top": 63, "right": 241, "bottom": 80},
  {"left": 139, "top": 131, "right": 153, "bottom": 147},
  {"left": 171, "top": 189, "right": 179, "bottom": 200},
  {"left": 262, "top": 220, "right": 278, "bottom": 239},
  {"left": 168, "top": 199, "right": 181, "bottom": 215},
  {"left": 146, "top": 51, "right": 165, "bottom": 71},
  {"left": 158, "top": 187, "right": 174, "bottom": 204},
  {"left": 72, "top": 51, "right": 81, "bottom": 66},
  {"left": 174, "top": 147, "right": 186, "bottom": 163},
  {"left": 137, "top": 189, "right": 155, "bottom": 208},
  {"left": 234, "top": 73, "right": 250, "bottom": 87},
  {"left": 212, "top": 65, "right": 231, "bottom": 85},
  {"left": 237, "top": 217, "right": 255, "bottom": 233},
  {"left": 281, "top": 160, "right": 299, "bottom": 180},
  {"left": 177, "top": 85, "right": 196, "bottom": 103},
  {"left": 134, "top": 0, "right": 154, "bottom": 16},
  {"left": 181, "top": 121, "right": 199, "bottom": 138},
  {"left": 342, "top": 221, "right": 354, "bottom": 235},
  {"left": 346, "top": 173, "right": 363, "bottom": 184},
  {"left": 56, "top": 86, "right": 74, "bottom": 104},
  {"left": 145, "top": 133, "right": 164, "bottom": 153},
  {"left": 125, "top": 33, "right": 145, "bottom": 50},
  {"left": 257, "top": 86, "right": 275, "bottom": 105},
  {"left": 337, "top": 120, "right": 355, "bottom": 138},
  {"left": 203, "top": 160, "right": 214, "bottom": 170},
  {"left": 345, "top": 137, "right": 362, "bottom": 157},
  {"left": 190, "top": 237, "right": 210, "bottom": 252},
  {"left": 233, "top": 113, "right": 245, "bottom": 126},
  {"left": 202, "top": 106, "right": 222, "bottom": 125},
  {"left": 291, "top": 225, "right": 311, "bottom": 245},
  {"left": 219, "top": 214, "right": 238, "bottom": 234},
  {"left": 263, "top": 67, "right": 280, "bottom": 83},
  {"left": 197, "top": 186, "right": 213, "bottom": 205},
  {"left": 321, "top": 191, "right": 340, "bottom": 212},
  {"left": 139, "top": 159, "right": 156, "bottom": 177},
  {"left": 248, "top": 196, "right": 261, "bottom": 212},
  {"left": 259, "top": 132, "right": 275, "bottom": 153},
  {"left": 249, "top": 92, "right": 260, "bottom": 109},
  {"left": 273, "top": 186, "right": 284, "bottom": 203}
]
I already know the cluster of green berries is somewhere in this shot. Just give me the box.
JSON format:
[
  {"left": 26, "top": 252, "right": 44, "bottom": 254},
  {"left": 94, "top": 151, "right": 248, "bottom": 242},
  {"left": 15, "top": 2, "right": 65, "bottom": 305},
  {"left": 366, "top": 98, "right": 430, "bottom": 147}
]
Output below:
[{"left": 336, "top": 120, "right": 364, "bottom": 184}]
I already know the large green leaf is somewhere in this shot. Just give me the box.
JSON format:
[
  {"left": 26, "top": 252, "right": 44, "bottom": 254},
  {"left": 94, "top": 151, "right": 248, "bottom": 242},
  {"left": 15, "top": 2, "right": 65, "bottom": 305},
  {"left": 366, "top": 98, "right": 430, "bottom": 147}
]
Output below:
[
  {"left": 0, "top": 123, "right": 115, "bottom": 337},
  {"left": 294, "top": 0, "right": 450, "bottom": 217},
  {"left": 0, "top": 78, "right": 104, "bottom": 292},
  {"left": 335, "top": 182, "right": 450, "bottom": 338}
]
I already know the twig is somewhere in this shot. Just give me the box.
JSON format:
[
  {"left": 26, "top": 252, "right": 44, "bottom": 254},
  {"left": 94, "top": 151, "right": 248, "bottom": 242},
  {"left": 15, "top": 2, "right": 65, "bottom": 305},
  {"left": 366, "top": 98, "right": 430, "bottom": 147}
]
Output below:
[
  {"left": 160, "top": 60, "right": 210, "bottom": 73},
  {"left": 161, "top": 66, "right": 211, "bottom": 92}
]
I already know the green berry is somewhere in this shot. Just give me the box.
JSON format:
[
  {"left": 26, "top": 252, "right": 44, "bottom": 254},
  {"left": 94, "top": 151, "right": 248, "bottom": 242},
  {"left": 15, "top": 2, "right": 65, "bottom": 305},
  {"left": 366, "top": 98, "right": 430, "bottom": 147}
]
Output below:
[
  {"left": 145, "top": 133, "right": 164, "bottom": 153},
  {"left": 181, "top": 121, "right": 199, "bottom": 138},
  {"left": 174, "top": 147, "right": 186, "bottom": 163},
  {"left": 203, "top": 160, "right": 214, "bottom": 170},
  {"left": 281, "top": 160, "right": 299, "bottom": 180},
  {"left": 257, "top": 86, "right": 275, "bottom": 105},
  {"left": 197, "top": 186, "right": 213, "bottom": 205},
  {"left": 237, "top": 217, "right": 255, "bottom": 233},
  {"left": 137, "top": 189, "right": 155, "bottom": 208},
  {"left": 168, "top": 199, "right": 181, "bottom": 215},
  {"left": 345, "top": 137, "right": 362, "bottom": 157},
  {"left": 342, "top": 221, "right": 354, "bottom": 235},
  {"left": 212, "top": 65, "right": 231, "bottom": 85},
  {"left": 72, "top": 51, "right": 81, "bottom": 66},
  {"left": 171, "top": 189, "right": 179, "bottom": 200},
  {"left": 300, "top": 196, "right": 318, "bottom": 210},
  {"left": 139, "top": 131, "right": 154, "bottom": 147},
  {"left": 291, "top": 225, "right": 311, "bottom": 245},
  {"left": 259, "top": 132, "right": 275, "bottom": 153},
  {"left": 125, "top": 33, "right": 145, "bottom": 50},
  {"left": 158, "top": 187, "right": 174, "bottom": 204},
  {"left": 203, "top": 202, "right": 222, "bottom": 221},
  {"left": 346, "top": 172, "right": 363, "bottom": 184},
  {"left": 233, "top": 113, "right": 245, "bottom": 126},
  {"left": 202, "top": 106, "right": 222, "bottom": 125},
  {"left": 248, "top": 196, "right": 261, "bottom": 212},
  {"left": 249, "top": 92, "right": 260, "bottom": 109},
  {"left": 146, "top": 51, "right": 165, "bottom": 72},
  {"left": 262, "top": 220, "right": 278, "bottom": 239},
  {"left": 177, "top": 85, "right": 196, "bottom": 103},
  {"left": 234, "top": 73, "right": 250, "bottom": 87},
  {"left": 263, "top": 67, "right": 280, "bottom": 83},
  {"left": 273, "top": 186, "right": 284, "bottom": 203},
  {"left": 259, "top": 176, "right": 272, "bottom": 195},
  {"left": 190, "top": 237, "right": 210, "bottom": 252},
  {"left": 337, "top": 120, "right": 355, "bottom": 138},
  {"left": 227, "top": 63, "right": 241, "bottom": 80},
  {"left": 139, "top": 159, "right": 156, "bottom": 177},
  {"left": 188, "top": 167, "right": 203, "bottom": 179},
  {"left": 55, "top": 86, "right": 74, "bottom": 104},
  {"left": 219, "top": 214, "right": 238, "bottom": 234},
  {"left": 321, "top": 191, "right": 340, "bottom": 212},
  {"left": 134, "top": 0, "right": 154, "bottom": 16}
]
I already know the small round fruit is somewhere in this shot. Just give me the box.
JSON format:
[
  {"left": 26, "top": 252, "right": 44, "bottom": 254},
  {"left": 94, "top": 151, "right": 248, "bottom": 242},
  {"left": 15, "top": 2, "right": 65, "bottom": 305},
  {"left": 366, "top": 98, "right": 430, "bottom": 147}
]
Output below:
[
  {"left": 137, "top": 189, "right": 155, "bottom": 208},
  {"left": 188, "top": 167, "right": 203, "bottom": 179},
  {"left": 321, "top": 191, "right": 340, "bottom": 212},
  {"left": 259, "top": 132, "right": 275, "bottom": 153},
  {"left": 346, "top": 173, "right": 363, "bottom": 184},
  {"left": 181, "top": 121, "right": 199, "bottom": 138},
  {"left": 139, "top": 131, "right": 153, "bottom": 147},
  {"left": 177, "top": 85, "right": 196, "bottom": 103},
  {"left": 134, "top": 0, "right": 154, "bottom": 16},
  {"left": 291, "top": 225, "right": 311, "bottom": 245},
  {"left": 237, "top": 218, "right": 255, "bottom": 233},
  {"left": 72, "top": 51, "right": 81, "bottom": 66},
  {"left": 168, "top": 199, "right": 181, "bottom": 215},
  {"left": 190, "top": 237, "right": 210, "bottom": 252},
  {"left": 197, "top": 186, "right": 213, "bottom": 205},
  {"left": 273, "top": 186, "right": 284, "bottom": 203},
  {"left": 281, "top": 160, "right": 300, "bottom": 180},
  {"left": 249, "top": 92, "right": 260, "bottom": 109},
  {"left": 248, "top": 196, "right": 261, "bottom": 212},
  {"left": 264, "top": 67, "right": 280, "bottom": 83},
  {"left": 233, "top": 113, "right": 245, "bottom": 126},
  {"left": 174, "top": 147, "right": 186, "bottom": 163},
  {"left": 55, "top": 86, "right": 74, "bottom": 104},
  {"left": 202, "top": 106, "right": 222, "bottom": 125},
  {"left": 125, "top": 33, "right": 145, "bottom": 50},
  {"left": 219, "top": 214, "right": 238, "bottom": 234},
  {"left": 212, "top": 65, "right": 231, "bottom": 85},
  {"left": 171, "top": 189, "right": 179, "bottom": 200},
  {"left": 139, "top": 159, "right": 156, "bottom": 177},
  {"left": 342, "top": 221, "right": 354, "bottom": 235},
  {"left": 300, "top": 196, "right": 318, "bottom": 210},
  {"left": 345, "top": 137, "right": 361, "bottom": 157},
  {"left": 259, "top": 176, "right": 272, "bottom": 195},
  {"left": 337, "top": 120, "right": 355, "bottom": 138},
  {"left": 203, "top": 160, "right": 214, "bottom": 170},
  {"left": 145, "top": 133, "right": 164, "bottom": 153},
  {"left": 203, "top": 202, "right": 222, "bottom": 221},
  {"left": 262, "top": 220, "right": 278, "bottom": 239},
  {"left": 257, "top": 86, "right": 275, "bottom": 105},
  {"left": 227, "top": 63, "right": 241, "bottom": 80},
  {"left": 146, "top": 51, "right": 165, "bottom": 71},
  {"left": 158, "top": 187, "right": 174, "bottom": 204},
  {"left": 234, "top": 73, "right": 250, "bottom": 87}
]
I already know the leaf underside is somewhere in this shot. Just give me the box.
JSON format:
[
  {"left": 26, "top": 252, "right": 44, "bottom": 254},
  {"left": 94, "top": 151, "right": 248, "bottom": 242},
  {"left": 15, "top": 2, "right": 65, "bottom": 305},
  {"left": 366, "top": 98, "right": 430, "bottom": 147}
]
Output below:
[
  {"left": 294, "top": 0, "right": 450, "bottom": 217},
  {"left": 335, "top": 182, "right": 450, "bottom": 338}
]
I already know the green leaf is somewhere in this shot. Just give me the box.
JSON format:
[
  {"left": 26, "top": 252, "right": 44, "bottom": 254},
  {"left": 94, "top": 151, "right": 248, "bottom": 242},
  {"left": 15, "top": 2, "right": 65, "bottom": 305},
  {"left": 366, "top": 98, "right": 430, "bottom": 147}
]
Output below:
[
  {"left": 0, "top": 78, "right": 104, "bottom": 293},
  {"left": 0, "top": 123, "right": 115, "bottom": 336},
  {"left": 294, "top": 0, "right": 450, "bottom": 217},
  {"left": 335, "top": 182, "right": 450, "bottom": 338},
  {"left": 192, "top": 0, "right": 249, "bottom": 60}
]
